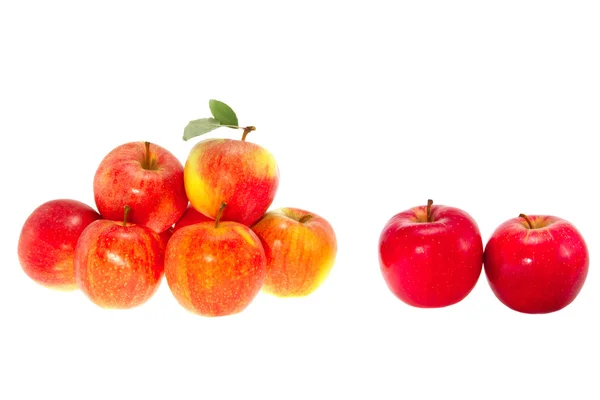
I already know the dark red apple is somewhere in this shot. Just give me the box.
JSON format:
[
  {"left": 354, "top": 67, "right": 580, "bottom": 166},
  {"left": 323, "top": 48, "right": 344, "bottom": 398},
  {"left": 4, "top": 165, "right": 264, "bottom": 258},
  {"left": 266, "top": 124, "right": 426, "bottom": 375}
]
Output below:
[
  {"left": 18, "top": 199, "right": 101, "bottom": 290},
  {"left": 378, "top": 200, "right": 483, "bottom": 308},
  {"left": 484, "top": 213, "right": 589, "bottom": 314}
]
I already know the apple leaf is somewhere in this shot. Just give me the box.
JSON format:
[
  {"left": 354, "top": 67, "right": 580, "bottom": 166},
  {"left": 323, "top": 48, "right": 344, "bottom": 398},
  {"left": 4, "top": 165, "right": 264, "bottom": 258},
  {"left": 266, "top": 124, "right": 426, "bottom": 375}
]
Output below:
[
  {"left": 183, "top": 118, "right": 222, "bottom": 141},
  {"left": 209, "top": 99, "right": 239, "bottom": 127}
]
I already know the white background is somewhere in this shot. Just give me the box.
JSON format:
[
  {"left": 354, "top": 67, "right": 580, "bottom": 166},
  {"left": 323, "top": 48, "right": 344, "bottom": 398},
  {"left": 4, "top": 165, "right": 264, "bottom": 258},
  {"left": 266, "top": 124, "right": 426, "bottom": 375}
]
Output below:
[{"left": 1, "top": 1, "right": 598, "bottom": 399}]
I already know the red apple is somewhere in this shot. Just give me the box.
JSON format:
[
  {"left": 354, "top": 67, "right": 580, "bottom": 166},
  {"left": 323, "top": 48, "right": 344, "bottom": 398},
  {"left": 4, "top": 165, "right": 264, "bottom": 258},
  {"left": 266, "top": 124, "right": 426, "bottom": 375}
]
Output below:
[
  {"left": 74, "top": 206, "right": 164, "bottom": 309},
  {"left": 184, "top": 137, "right": 279, "bottom": 226},
  {"left": 484, "top": 214, "right": 589, "bottom": 314},
  {"left": 94, "top": 141, "right": 188, "bottom": 233},
  {"left": 18, "top": 199, "right": 101, "bottom": 290},
  {"left": 378, "top": 200, "right": 483, "bottom": 308},
  {"left": 173, "top": 203, "right": 212, "bottom": 233},
  {"left": 165, "top": 203, "right": 266, "bottom": 316},
  {"left": 251, "top": 207, "right": 337, "bottom": 297}
]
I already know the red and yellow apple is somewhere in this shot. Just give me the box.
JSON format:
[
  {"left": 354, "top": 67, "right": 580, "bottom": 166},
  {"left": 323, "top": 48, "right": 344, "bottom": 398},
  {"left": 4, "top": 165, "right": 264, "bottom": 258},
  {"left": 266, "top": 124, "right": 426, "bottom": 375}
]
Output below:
[
  {"left": 184, "top": 138, "right": 279, "bottom": 226},
  {"left": 165, "top": 203, "right": 266, "bottom": 316},
  {"left": 251, "top": 207, "right": 337, "bottom": 297},
  {"left": 74, "top": 206, "right": 165, "bottom": 309},
  {"left": 94, "top": 141, "right": 188, "bottom": 233},
  {"left": 484, "top": 213, "right": 589, "bottom": 314},
  {"left": 18, "top": 199, "right": 102, "bottom": 290},
  {"left": 379, "top": 200, "right": 483, "bottom": 308}
]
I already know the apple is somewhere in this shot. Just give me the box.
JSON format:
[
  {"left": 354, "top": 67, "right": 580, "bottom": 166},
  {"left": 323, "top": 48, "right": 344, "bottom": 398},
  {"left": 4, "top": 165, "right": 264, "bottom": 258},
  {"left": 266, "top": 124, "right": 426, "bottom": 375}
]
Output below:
[
  {"left": 251, "top": 207, "right": 337, "bottom": 297},
  {"left": 173, "top": 203, "right": 212, "bottom": 233},
  {"left": 165, "top": 203, "right": 266, "bottom": 316},
  {"left": 18, "top": 199, "right": 102, "bottom": 290},
  {"left": 378, "top": 200, "right": 483, "bottom": 308},
  {"left": 483, "top": 213, "right": 589, "bottom": 314},
  {"left": 184, "top": 137, "right": 279, "bottom": 226},
  {"left": 94, "top": 141, "right": 188, "bottom": 233},
  {"left": 74, "top": 206, "right": 165, "bottom": 309}
]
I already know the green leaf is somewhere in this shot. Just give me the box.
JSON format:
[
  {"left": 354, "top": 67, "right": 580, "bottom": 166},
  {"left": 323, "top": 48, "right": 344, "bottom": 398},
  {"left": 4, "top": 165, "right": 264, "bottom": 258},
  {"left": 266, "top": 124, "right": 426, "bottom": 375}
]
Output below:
[
  {"left": 209, "top": 99, "right": 239, "bottom": 127},
  {"left": 183, "top": 118, "right": 222, "bottom": 141}
]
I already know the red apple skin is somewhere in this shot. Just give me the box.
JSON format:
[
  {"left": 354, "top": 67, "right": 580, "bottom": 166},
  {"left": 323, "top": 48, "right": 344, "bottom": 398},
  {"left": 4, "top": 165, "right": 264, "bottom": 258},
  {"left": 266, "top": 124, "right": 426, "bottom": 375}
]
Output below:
[
  {"left": 74, "top": 218, "right": 165, "bottom": 309},
  {"left": 18, "top": 199, "right": 101, "bottom": 290},
  {"left": 165, "top": 220, "right": 266, "bottom": 317},
  {"left": 251, "top": 207, "right": 337, "bottom": 297},
  {"left": 378, "top": 203, "right": 483, "bottom": 308},
  {"left": 173, "top": 204, "right": 213, "bottom": 233},
  {"left": 94, "top": 141, "right": 188, "bottom": 233},
  {"left": 159, "top": 226, "right": 174, "bottom": 248},
  {"left": 484, "top": 215, "right": 589, "bottom": 314},
  {"left": 184, "top": 139, "right": 279, "bottom": 226}
]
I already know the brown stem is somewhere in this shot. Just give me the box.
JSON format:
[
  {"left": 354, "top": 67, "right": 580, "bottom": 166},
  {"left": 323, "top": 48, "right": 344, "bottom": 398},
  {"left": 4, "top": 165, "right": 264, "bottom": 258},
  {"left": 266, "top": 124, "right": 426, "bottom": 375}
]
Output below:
[
  {"left": 298, "top": 214, "right": 314, "bottom": 224},
  {"left": 215, "top": 202, "right": 227, "bottom": 228},
  {"left": 426, "top": 199, "right": 433, "bottom": 223},
  {"left": 241, "top": 126, "right": 256, "bottom": 141},
  {"left": 519, "top": 213, "right": 534, "bottom": 229},
  {"left": 144, "top": 142, "right": 151, "bottom": 169},
  {"left": 123, "top": 205, "right": 130, "bottom": 227}
]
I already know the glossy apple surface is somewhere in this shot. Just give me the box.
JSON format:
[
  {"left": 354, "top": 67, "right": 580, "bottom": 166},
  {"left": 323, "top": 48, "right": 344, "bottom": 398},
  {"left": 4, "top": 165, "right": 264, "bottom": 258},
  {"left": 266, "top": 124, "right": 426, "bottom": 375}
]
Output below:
[
  {"left": 484, "top": 214, "right": 589, "bottom": 314},
  {"left": 18, "top": 199, "right": 101, "bottom": 290},
  {"left": 184, "top": 138, "right": 279, "bottom": 226},
  {"left": 94, "top": 141, "right": 187, "bottom": 233},
  {"left": 74, "top": 208, "right": 165, "bottom": 309},
  {"left": 378, "top": 201, "right": 483, "bottom": 308},
  {"left": 165, "top": 213, "right": 266, "bottom": 317},
  {"left": 251, "top": 207, "right": 337, "bottom": 297}
]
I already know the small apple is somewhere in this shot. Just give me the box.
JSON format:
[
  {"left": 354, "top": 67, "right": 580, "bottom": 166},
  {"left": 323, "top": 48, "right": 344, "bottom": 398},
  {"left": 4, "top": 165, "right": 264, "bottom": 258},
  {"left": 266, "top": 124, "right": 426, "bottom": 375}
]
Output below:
[
  {"left": 483, "top": 213, "right": 589, "bottom": 314},
  {"left": 94, "top": 141, "right": 188, "bottom": 233},
  {"left": 184, "top": 134, "right": 279, "bottom": 226},
  {"left": 74, "top": 206, "right": 164, "bottom": 309},
  {"left": 378, "top": 200, "right": 483, "bottom": 308},
  {"left": 18, "top": 199, "right": 102, "bottom": 290},
  {"left": 165, "top": 203, "right": 266, "bottom": 316},
  {"left": 173, "top": 203, "right": 212, "bottom": 233},
  {"left": 251, "top": 207, "right": 337, "bottom": 297}
]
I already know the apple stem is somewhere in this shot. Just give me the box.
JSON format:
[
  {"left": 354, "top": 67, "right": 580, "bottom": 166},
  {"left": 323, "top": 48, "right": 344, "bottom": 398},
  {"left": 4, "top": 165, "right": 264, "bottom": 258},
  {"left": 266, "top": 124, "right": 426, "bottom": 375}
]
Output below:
[
  {"left": 298, "top": 214, "right": 314, "bottom": 224},
  {"left": 144, "top": 141, "right": 151, "bottom": 169},
  {"left": 519, "top": 213, "right": 534, "bottom": 229},
  {"left": 123, "top": 205, "right": 130, "bottom": 227},
  {"left": 215, "top": 202, "right": 227, "bottom": 228},
  {"left": 241, "top": 126, "right": 256, "bottom": 141},
  {"left": 427, "top": 199, "right": 433, "bottom": 223}
]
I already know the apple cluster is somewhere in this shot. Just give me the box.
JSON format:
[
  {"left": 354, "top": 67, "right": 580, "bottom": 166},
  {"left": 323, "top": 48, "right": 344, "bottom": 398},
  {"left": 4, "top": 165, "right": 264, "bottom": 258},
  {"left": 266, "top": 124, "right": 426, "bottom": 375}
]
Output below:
[
  {"left": 378, "top": 200, "right": 589, "bottom": 313},
  {"left": 18, "top": 103, "right": 337, "bottom": 316}
]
